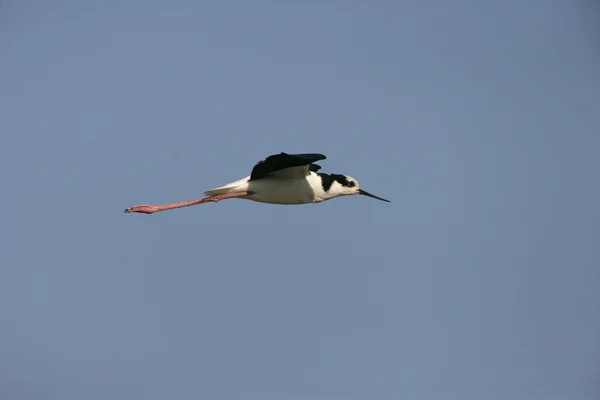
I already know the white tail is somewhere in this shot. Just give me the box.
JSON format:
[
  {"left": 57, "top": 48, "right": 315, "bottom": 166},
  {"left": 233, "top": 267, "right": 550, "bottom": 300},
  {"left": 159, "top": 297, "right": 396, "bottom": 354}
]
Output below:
[{"left": 203, "top": 176, "right": 250, "bottom": 197}]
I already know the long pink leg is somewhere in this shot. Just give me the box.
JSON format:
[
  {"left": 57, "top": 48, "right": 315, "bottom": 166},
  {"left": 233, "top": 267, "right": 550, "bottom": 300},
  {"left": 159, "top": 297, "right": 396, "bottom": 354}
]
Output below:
[{"left": 124, "top": 191, "right": 250, "bottom": 214}]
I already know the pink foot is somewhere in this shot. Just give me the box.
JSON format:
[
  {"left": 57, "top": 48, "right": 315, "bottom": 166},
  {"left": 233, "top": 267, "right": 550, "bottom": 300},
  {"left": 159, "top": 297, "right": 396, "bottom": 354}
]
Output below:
[
  {"left": 124, "top": 205, "right": 162, "bottom": 214},
  {"left": 124, "top": 191, "right": 249, "bottom": 215}
]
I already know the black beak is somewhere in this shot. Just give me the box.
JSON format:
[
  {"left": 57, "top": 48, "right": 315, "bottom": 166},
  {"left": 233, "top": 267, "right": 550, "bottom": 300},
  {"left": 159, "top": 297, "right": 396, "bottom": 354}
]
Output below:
[{"left": 359, "top": 189, "right": 391, "bottom": 203}]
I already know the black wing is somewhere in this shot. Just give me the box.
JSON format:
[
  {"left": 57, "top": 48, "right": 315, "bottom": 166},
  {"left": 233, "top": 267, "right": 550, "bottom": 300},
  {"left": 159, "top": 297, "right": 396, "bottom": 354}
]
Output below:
[{"left": 250, "top": 152, "right": 327, "bottom": 180}]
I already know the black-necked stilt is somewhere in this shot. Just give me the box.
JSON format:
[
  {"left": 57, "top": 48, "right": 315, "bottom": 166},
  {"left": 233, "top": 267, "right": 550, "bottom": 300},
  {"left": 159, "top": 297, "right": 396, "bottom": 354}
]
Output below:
[{"left": 125, "top": 152, "right": 390, "bottom": 214}]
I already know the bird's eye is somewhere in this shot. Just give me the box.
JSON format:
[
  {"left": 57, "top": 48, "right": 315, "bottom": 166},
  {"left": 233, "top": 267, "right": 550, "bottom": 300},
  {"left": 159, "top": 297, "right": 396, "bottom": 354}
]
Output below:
[{"left": 348, "top": 181, "right": 355, "bottom": 187}]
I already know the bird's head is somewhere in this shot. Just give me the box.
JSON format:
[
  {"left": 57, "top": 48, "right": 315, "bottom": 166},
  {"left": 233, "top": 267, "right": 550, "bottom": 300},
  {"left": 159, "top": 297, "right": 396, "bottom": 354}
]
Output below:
[{"left": 326, "top": 174, "right": 391, "bottom": 203}]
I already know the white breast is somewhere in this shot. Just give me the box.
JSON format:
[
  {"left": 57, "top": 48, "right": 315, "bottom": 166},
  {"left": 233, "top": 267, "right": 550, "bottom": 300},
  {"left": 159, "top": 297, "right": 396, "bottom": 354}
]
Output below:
[{"left": 246, "top": 173, "right": 324, "bottom": 205}]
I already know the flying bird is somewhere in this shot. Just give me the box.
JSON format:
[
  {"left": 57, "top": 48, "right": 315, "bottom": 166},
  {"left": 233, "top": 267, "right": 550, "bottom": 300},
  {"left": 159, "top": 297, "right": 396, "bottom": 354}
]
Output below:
[{"left": 125, "top": 152, "right": 390, "bottom": 214}]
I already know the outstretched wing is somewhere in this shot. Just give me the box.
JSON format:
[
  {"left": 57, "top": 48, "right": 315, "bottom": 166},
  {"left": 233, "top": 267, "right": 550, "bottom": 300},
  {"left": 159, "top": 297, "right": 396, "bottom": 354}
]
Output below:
[{"left": 250, "top": 152, "right": 326, "bottom": 180}]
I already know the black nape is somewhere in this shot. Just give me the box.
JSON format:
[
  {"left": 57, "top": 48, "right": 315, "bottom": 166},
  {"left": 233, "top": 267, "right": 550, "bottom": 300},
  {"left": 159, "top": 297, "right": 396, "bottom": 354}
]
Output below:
[{"left": 318, "top": 173, "right": 350, "bottom": 192}]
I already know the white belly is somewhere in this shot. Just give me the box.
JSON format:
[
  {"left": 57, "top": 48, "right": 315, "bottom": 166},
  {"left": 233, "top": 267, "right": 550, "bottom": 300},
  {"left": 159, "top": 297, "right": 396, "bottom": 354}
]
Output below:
[{"left": 246, "top": 177, "right": 318, "bottom": 205}]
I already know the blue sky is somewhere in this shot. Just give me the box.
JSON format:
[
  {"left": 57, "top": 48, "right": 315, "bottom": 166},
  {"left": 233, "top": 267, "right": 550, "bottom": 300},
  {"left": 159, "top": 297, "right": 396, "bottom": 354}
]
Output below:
[{"left": 1, "top": 1, "right": 599, "bottom": 399}]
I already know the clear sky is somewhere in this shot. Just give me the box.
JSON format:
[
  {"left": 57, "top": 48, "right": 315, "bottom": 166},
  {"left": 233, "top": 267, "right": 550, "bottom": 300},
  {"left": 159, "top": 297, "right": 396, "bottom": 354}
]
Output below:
[{"left": 1, "top": 1, "right": 599, "bottom": 399}]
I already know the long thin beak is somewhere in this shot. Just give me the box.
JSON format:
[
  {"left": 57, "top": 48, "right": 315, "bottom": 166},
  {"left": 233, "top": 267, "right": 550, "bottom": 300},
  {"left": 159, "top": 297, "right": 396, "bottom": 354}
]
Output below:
[{"left": 359, "top": 189, "right": 391, "bottom": 203}]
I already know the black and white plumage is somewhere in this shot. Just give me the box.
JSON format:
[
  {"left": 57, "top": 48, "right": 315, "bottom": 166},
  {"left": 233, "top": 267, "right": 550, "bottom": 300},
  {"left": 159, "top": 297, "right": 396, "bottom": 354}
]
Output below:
[
  {"left": 204, "top": 152, "right": 391, "bottom": 205},
  {"left": 125, "top": 152, "right": 390, "bottom": 214}
]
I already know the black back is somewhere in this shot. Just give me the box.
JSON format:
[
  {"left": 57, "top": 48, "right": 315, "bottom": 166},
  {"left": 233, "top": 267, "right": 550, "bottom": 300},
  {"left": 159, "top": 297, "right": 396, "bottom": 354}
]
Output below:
[{"left": 250, "top": 152, "right": 326, "bottom": 180}]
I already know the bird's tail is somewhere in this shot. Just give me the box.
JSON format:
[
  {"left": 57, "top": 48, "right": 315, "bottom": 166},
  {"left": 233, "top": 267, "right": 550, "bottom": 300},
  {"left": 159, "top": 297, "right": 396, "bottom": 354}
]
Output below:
[{"left": 203, "top": 177, "right": 249, "bottom": 197}]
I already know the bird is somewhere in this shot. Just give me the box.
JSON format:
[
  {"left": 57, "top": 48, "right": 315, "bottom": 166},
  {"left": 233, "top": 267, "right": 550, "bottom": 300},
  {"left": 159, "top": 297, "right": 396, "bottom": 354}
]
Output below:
[{"left": 124, "top": 152, "right": 390, "bottom": 214}]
